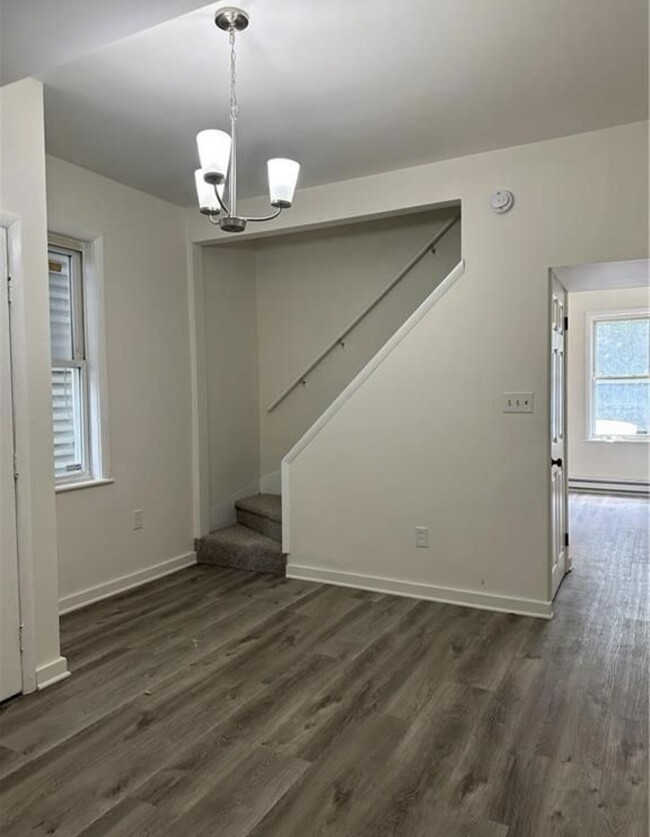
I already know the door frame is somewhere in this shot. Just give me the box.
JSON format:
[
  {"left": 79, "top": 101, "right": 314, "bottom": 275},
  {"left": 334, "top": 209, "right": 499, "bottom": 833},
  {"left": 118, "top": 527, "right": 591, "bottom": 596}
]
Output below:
[
  {"left": 548, "top": 270, "right": 572, "bottom": 604},
  {"left": 0, "top": 226, "right": 22, "bottom": 700},
  {"left": 1, "top": 216, "right": 38, "bottom": 694}
]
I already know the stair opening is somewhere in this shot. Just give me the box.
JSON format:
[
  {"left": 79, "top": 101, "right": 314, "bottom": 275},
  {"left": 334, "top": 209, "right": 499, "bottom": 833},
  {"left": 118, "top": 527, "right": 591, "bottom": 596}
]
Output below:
[{"left": 196, "top": 204, "right": 461, "bottom": 574}]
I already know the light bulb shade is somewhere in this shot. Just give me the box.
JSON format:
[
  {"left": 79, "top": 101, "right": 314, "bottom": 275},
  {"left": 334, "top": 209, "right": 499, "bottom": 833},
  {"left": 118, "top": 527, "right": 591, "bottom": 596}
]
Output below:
[
  {"left": 195, "top": 169, "right": 224, "bottom": 215},
  {"left": 268, "top": 158, "right": 300, "bottom": 208},
  {"left": 196, "top": 129, "right": 231, "bottom": 184}
]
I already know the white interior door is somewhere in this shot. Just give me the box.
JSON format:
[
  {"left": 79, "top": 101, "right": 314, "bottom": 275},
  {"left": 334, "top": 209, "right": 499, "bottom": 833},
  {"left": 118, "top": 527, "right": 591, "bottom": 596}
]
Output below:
[
  {"left": 550, "top": 275, "right": 569, "bottom": 599},
  {"left": 0, "top": 228, "right": 22, "bottom": 701}
]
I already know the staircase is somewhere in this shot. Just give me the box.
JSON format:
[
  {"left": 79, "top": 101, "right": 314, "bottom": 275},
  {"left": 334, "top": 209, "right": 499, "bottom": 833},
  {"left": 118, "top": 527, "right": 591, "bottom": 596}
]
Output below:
[{"left": 196, "top": 494, "right": 285, "bottom": 576}]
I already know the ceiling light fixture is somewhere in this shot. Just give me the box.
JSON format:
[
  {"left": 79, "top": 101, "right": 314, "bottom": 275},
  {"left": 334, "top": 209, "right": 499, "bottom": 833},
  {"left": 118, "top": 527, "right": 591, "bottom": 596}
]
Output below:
[{"left": 194, "top": 7, "right": 300, "bottom": 233}]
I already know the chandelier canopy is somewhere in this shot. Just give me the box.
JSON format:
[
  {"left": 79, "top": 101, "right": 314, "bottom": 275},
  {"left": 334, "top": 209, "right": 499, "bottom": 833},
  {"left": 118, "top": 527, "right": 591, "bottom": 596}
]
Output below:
[{"left": 194, "top": 7, "right": 300, "bottom": 233}]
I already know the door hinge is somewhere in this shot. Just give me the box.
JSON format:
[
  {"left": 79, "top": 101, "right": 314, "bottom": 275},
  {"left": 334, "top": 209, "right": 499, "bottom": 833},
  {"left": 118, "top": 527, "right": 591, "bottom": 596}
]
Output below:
[
  {"left": 563, "top": 315, "right": 568, "bottom": 331},
  {"left": 19, "top": 624, "right": 25, "bottom": 653},
  {"left": 564, "top": 532, "right": 569, "bottom": 548},
  {"left": 6, "top": 274, "right": 12, "bottom": 305},
  {"left": 13, "top": 449, "right": 18, "bottom": 481}
]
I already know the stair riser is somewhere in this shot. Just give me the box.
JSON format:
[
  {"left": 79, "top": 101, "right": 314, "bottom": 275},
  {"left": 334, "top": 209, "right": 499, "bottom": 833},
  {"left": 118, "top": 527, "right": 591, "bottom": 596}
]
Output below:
[
  {"left": 197, "top": 541, "right": 285, "bottom": 576},
  {"left": 236, "top": 509, "right": 282, "bottom": 543}
]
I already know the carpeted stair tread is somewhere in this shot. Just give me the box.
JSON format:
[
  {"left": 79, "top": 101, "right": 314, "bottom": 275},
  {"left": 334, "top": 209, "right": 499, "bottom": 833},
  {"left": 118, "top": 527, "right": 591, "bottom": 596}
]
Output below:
[
  {"left": 197, "top": 524, "right": 285, "bottom": 576},
  {"left": 235, "top": 493, "right": 282, "bottom": 523},
  {"left": 203, "top": 524, "right": 282, "bottom": 552}
]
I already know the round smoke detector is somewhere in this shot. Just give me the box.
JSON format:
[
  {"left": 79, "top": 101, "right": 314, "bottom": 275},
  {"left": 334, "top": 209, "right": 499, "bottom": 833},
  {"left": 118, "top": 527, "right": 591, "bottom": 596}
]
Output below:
[{"left": 490, "top": 190, "right": 515, "bottom": 214}]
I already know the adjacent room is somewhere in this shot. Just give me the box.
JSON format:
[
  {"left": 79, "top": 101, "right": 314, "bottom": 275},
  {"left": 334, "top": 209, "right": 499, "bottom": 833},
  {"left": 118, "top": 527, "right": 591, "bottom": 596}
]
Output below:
[{"left": 0, "top": 2, "right": 648, "bottom": 835}]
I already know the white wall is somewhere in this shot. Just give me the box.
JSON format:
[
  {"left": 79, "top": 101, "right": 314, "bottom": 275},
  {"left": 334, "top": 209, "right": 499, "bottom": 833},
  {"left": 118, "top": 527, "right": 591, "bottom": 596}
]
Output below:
[
  {"left": 202, "top": 245, "right": 260, "bottom": 529},
  {"left": 568, "top": 286, "right": 650, "bottom": 486},
  {"left": 200, "top": 208, "right": 461, "bottom": 515},
  {"left": 0, "top": 79, "right": 66, "bottom": 689},
  {"left": 189, "top": 121, "right": 648, "bottom": 615},
  {"left": 255, "top": 209, "right": 460, "bottom": 475},
  {"left": 46, "top": 156, "right": 195, "bottom": 609}
]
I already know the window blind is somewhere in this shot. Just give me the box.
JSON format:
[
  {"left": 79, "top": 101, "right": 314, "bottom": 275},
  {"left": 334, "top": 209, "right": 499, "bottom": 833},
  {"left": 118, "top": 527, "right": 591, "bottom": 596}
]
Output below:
[{"left": 48, "top": 250, "right": 85, "bottom": 478}]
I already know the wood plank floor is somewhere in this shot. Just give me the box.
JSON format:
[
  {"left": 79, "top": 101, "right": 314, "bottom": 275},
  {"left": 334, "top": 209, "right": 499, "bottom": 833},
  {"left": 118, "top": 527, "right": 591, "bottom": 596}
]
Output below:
[{"left": 0, "top": 493, "right": 647, "bottom": 836}]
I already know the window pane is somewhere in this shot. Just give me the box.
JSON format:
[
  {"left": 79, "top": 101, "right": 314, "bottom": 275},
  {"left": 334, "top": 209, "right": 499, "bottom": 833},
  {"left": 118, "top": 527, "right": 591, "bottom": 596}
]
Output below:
[
  {"left": 48, "top": 252, "right": 74, "bottom": 360},
  {"left": 594, "top": 380, "right": 649, "bottom": 436},
  {"left": 595, "top": 318, "right": 649, "bottom": 377},
  {"left": 51, "top": 367, "right": 84, "bottom": 477}
]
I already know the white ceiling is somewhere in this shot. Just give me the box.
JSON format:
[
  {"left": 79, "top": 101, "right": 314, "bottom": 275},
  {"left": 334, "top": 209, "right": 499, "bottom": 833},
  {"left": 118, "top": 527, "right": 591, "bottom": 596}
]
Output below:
[
  {"left": 38, "top": 0, "right": 648, "bottom": 207},
  {"left": 0, "top": 0, "right": 210, "bottom": 85}
]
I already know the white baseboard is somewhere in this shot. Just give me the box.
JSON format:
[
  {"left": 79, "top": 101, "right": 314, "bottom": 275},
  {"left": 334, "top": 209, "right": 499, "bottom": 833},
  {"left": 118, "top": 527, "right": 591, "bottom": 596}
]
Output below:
[
  {"left": 260, "top": 470, "right": 281, "bottom": 495},
  {"left": 569, "top": 477, "right": 649, "bottom": 496},
  {"left": 210, "top": 478, "right": 261, "bottom": 530},
  {"left": 287, "top": 563, "right": 553, "bottom": 619},
  {"left": 59, "top": 551, "right": 197, "bottom": 615},
  {"left": 36, "top": 655, "right": 70, "bottom": 690}
]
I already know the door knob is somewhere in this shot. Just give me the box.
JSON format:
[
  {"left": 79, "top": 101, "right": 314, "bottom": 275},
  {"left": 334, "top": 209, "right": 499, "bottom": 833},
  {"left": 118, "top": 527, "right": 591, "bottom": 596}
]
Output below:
[{"left": 551, "top": 457, "right": 563, "bottom": 468}]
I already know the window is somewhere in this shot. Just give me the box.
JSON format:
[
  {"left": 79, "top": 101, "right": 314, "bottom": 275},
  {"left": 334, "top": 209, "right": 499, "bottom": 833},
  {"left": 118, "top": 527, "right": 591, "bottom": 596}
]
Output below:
[
  {"left": 48, "top": 235, "right": 110, "bottom": 486},
  {"left": 48, "top": 242, "right": 88, "bottom": 481},
  {"left": 589, "top": 311, "right": 650, "bottom": 440}
]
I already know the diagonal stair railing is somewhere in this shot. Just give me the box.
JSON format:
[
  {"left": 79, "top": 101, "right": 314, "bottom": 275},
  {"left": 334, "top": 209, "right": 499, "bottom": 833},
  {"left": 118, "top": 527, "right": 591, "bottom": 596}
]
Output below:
[{"left": 266, "top": 212, "right": 461, "bottom": 412}]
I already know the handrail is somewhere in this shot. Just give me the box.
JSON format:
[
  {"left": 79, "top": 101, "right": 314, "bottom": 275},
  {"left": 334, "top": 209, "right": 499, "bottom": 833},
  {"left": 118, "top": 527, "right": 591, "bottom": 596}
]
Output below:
[{"left": 266, "top": 213, "right": 461, "bottom": 412}]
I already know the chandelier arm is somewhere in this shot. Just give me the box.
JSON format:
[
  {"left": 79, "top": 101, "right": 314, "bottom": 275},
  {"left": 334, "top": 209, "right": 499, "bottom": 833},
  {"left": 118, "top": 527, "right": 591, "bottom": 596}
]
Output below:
[
  {"left": 243, "top": 207, "right": 283, "bottom": 223},
  {"left": 214, "top": 184, "right": 231, "bottom": 216},
  {"left": 207, "top": 214, "right": 222, "bottom": 225}
]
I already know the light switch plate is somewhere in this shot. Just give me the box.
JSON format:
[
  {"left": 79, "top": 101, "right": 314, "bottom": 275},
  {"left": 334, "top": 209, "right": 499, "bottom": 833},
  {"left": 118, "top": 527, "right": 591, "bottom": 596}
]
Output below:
[
  {"left": 415, "top": 526, "right": 429, "bottom": 548},
  {"left": 502, "top": 392, "right": 534, "bottom": 413}
]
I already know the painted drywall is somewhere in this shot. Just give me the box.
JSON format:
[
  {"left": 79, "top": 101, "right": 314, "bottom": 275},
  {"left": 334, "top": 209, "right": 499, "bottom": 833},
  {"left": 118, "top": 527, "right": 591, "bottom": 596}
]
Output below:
[
  {"left": 190, "top": 121, "right": 648, "bottom": 612},
  {"left": 0, "top": 79, "right": 65, "bottom": 689},
  {"left": 254, "top": 209, "right": 461, "bottom": 474},
  {"left": 1, "top": 0, "right": 210, "bottom": 84},
  {"left": 567, "top": 286, "right": 650, "bottom": 486},
  {"left": 202, "top": 245, "right": 261, "bottom": 529},
  {"left": 46, "top": 155, "right": 194, "bottom": 606},
  {"left": 35, "top": 1, "right": 648, "bottom": 206},
  {"left": 200, "top": 208, "right": 461, "bottom": 511}
]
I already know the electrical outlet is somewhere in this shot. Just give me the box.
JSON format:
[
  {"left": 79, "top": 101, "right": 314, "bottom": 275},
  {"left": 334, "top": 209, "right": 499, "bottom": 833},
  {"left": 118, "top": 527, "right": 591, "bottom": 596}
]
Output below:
[
  {"left": 133, "top": 509, "right": 143, "bottom": 530},
  {"left": 502, "top": 392, "right": 534, "bottom": 413},
  {"left": 415, "top": 526, "right": 429, "bottom": 548}
]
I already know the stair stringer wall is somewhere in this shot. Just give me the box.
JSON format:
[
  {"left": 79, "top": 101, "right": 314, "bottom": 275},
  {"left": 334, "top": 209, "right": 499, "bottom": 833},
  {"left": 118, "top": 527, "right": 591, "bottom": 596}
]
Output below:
[
  {"left": 257, "top": 209, "right": 461, "bottom": 474},
  {"left": 282, "top": 259, "right": 553, "bottom": 619}
]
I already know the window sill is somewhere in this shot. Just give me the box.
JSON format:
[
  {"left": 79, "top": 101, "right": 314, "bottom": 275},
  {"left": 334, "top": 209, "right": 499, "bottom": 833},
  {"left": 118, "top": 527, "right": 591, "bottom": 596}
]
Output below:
[
  {"left": 584, "top": 437, "right": 649, "bottom": 444},
  {"left": 55, "top": 477, "right": 114, "bottom": 494}
]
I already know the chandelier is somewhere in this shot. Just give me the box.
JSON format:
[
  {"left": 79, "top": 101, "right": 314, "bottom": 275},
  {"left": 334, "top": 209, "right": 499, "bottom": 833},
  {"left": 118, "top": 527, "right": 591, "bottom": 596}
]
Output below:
[{"left": 194, "top": 7, "right": 300, "bottom": 233}]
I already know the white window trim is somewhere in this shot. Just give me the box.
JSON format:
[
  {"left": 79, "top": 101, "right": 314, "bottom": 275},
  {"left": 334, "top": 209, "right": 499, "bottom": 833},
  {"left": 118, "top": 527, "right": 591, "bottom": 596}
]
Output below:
[
  {"left": 49, "top": 233, "right": 112, "bottom": 490},
  {"left": 585, "top": 307, "right": 650, "bottom": 444}
]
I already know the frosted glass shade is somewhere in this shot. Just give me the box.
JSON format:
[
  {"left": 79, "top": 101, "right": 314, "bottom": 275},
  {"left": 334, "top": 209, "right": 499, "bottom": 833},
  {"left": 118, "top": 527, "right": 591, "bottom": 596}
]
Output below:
[
  {"left": 268, "top": 158, "right": 300, "bottom": 207},
  {"left": 194, "top": 169, "right": 224, "bottom": 215},
  {"left": 196, "top": 129, "right": 231, "bottom": 184}
]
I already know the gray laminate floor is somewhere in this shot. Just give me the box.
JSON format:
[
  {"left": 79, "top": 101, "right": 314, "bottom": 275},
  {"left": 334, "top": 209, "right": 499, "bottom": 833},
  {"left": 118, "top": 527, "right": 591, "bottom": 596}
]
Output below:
[{"left": 0, "top": 493, "right": 647, "bottom": 836}]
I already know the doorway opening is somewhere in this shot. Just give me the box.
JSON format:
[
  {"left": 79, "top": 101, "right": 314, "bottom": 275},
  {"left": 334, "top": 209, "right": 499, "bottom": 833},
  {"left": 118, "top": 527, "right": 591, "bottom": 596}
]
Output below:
[{"left": 550, "top": 258, "right": 649, "bottom": 604}]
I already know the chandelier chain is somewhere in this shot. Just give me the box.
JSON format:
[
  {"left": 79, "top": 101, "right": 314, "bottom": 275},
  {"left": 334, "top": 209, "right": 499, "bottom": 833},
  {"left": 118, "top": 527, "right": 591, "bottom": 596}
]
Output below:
[{"left": 229, "top": 27, "right": 238, "bottom": 123}]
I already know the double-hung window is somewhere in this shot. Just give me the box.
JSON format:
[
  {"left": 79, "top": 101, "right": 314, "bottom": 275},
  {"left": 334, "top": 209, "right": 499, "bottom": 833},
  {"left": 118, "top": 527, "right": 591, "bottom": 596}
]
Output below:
[
  {"left": 48, "top": 241, "right": 89, "bottom": 482},
  {"left": 589, "top": 311, "right": 650, "bottom": 440}
]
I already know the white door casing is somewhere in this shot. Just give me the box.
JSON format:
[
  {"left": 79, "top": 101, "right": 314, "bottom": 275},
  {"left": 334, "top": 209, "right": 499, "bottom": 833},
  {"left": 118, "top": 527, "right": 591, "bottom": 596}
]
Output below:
[
  {"left": 550, "top": 275, "right": 569, "bottom": 600},
  {"left": 0, "top": 227, "right": 22, "bottom": 701}
]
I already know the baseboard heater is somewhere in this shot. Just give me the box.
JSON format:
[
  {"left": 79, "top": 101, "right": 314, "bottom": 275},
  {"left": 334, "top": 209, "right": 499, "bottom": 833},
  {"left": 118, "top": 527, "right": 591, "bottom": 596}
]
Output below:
[{"left": 569, "top": 478, "right": 650, "bottom": 496}]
